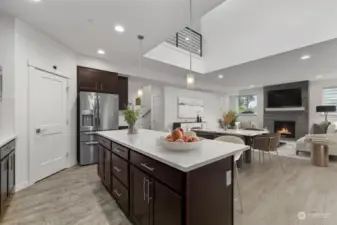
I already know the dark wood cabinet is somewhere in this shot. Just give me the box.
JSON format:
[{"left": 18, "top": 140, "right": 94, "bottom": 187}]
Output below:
[
  {"left": 97, "top": 145, "right": 105, "bottom": 181},
  {"left": 97, "top": 136, "right": 234, "bottom": 225},
  {"left": 153, "top": 181, "right": 182, "bottom": 225},
  {"left": 99, "top": 71, "right": 118, "bottom": 94},
  {"left": 130, "top": 166, "right": 151, "bottom": 225},
  {"left": 97, "top": 144, "right": 112, "bottom": 191},
  {"left": 7, "top": 152, "right": 15, "bottom": 195},
  {"left": 118, "top": 76, "right": 128, "bottom": 110},
  {"left": 77, "top": 67, "right": 101, "bottom": 92},
  {"left": 0, "top": 157, "right": 8, "bottom": 216},
  {"left": 104, "top": 149, "right": 111, "bottom": 190},
  {"left": 0, "top": 139, "right": 15, "bottom": 219},
  {"left": 77, "top": 66, "right": 118, "bottom": 94}
]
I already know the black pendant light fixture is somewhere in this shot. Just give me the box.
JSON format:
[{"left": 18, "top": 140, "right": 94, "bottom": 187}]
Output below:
[
  {"left": 186, "top": 0, "right": 194, "bottom": 88},
  {"left": 137, "top": 35, "right": 144, "bottom": 97}
]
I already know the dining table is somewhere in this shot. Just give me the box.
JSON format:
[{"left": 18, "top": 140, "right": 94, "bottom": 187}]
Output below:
[{"left": 192, "top": 128, "right": 269, "bottom": 163}]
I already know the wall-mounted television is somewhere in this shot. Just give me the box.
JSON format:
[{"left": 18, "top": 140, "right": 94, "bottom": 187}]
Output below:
[{"left": 267, "top": 88, "right": 302, "bottom": 108}]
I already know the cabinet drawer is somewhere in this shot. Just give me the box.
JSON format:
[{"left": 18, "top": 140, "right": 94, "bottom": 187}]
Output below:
[
  {"left": 111, "top": 153, "right": 129, "bottom": 187},
  {"left": 98, "top": 136, "right": 111, "bottom": 149},
  {"left": 1, "top": 140, "right": 15, "bottom": 159},
  {"left": 111, "top": 142, "right": 129, "bottom": 160},
  {"left": 130, "top": 151, "right": 184, "bottom": 194},
  {"left": 112, "top": 176, "right": 129, "bottom": 214}
]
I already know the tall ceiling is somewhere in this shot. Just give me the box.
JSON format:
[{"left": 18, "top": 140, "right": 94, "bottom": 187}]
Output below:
[
  {"left": 1, "top": 0, "right": 337, "bottom": 93},
  {"left": 202, "top": 0, "right": 337, "bottom": 72},
  {"left": 0, "top": 0, "right": 224, "bottom": 68}
]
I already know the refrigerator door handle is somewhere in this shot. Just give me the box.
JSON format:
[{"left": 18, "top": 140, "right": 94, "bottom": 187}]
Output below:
[{"left": 97, "top": 95, "right": 101, "bottom": 126}]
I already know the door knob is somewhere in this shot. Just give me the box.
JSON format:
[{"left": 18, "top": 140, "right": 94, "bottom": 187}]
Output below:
[{"left": 36, "top": 128, "right": 46, "bottom": 134}]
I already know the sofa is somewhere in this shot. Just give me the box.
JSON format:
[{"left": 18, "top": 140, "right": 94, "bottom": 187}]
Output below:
[
  {"left": 239, "top": 120, "right": 261, "bottom": 130},
  {"left": 296, "top": 122, "right": 337, "bottom": 156}
]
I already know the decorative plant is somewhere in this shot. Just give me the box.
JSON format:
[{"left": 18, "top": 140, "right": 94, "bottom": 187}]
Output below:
[
  {"left": 123, "top": 103, "right": 140, "bottom": 126},
  {"left": 223, "top": 110, "right": 238, "bottom": 127}
]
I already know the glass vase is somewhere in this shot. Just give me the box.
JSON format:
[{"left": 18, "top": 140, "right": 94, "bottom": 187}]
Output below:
[{"left": 128, "top": 124, "right": 138, "bottom": 134}]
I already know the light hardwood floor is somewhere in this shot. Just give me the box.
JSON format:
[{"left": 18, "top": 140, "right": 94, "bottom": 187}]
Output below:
[{"left": 2, "top": 156, "right": 337, "bottom": 225}]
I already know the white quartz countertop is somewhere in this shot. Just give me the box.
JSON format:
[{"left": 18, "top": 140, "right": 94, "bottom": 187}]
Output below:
[
  {"left": 97, "top": 129, "right": 249, "bottom": 172},
  {"left": 0, "top": 134, "right": 16, "bottom": 147},
  {"left": 193, "top": 128, "right": 268, "bottom": 137}
]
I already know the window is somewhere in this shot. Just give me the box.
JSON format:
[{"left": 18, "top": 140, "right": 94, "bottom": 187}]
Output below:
[
  {"left": 237, "top": 95, "right": 257, "bottom": 114},
  {"left": 322, "top": 87, "right": 337, "bottom": 106}
]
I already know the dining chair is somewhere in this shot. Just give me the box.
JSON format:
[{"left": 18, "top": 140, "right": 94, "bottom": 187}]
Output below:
[
  {"left": 252, "top": 135, "right": 270, "bottom": 163},
  {"left": 184, "top": 131, "right": 197, "bottom": 137},
  {"left": 267, "top": 133, "right": 284, "bottom": 171},
  {"left": 214, "top": 135, "right": 244, "bottom": 213}
]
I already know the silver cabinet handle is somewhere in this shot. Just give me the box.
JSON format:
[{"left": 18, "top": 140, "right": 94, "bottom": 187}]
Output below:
[
  {"left": 113, "top": 189, "right": 122, "bottom": 197},
  {"left": 147, "top": 179, "right": 152, "bottom": 203},
  {"left": 113, "top": 166, "right": 121, "bottom": 172},
  {"left": 143, "top": 178, "right": 147, "bottom": 200},
  {"left": 84, "top": 141, "right": 98, "bottom": 145},
  {"left": 141, "top": 163, "right": 155, "bottom": 172}
]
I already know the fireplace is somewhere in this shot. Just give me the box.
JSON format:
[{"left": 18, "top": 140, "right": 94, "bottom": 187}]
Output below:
[{"left": 274, "top": 121, "right": 295, "bottom": 139}]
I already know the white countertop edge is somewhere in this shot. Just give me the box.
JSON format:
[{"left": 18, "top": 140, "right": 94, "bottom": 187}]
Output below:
[
  {"left": 97, "top": 132, "right": 250, "bottom": 172},
  {"left": 193, "top": 129, "right": 266, "bottom": 137},
  {"left": 0, "top": 134, "right": 17, "bottom": 147}
]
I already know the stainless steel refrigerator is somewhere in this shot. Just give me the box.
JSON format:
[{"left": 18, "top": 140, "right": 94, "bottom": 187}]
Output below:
[{"left": 78, "top": 92, "right": 118, "bottom": 165}]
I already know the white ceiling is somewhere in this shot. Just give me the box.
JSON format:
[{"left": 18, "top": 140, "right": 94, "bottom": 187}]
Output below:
[
  {"left": 0, "top": 0, "right": 224, "bottom": 68},
  {"left": 202, "top": 38, "right": 337, "bottom": 92},
  {"left": 202, "top": 0, "right": 337, "bottom": 73},
  {"left": 2, "top": 0, "right": 337, "bottom": 94}
]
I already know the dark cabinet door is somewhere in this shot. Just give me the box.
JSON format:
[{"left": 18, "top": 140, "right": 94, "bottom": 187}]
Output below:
[
  {"left": 97, "top": 145, "right": 105, "bottom": 181},
  {"left": 118, "top": 76, "right": 128, "bottom": 110},
  {"left": 97, "top": 72, "right": 118, "bottom": 94},
  {"left": 0, "top": 158, "right": 8, "bottom": 215},
  {"left": 8, "top": 152, "right": 15, "bottom": 195},
  {"left": 153, "top": 181, "right": 182, "bottom": 225},
  {"left": 104, "top": 149, "right": 111, "bottom": 191},
  {"left": 77, "top": 66, "right": 100, "bottom": 92},
  {"left": 130, "top": 165, "right": 151, "bottom": 225}
]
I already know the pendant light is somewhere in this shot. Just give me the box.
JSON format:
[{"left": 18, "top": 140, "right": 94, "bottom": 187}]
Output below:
[
  {"left": 186, "top": 0, "right": 194, "bottom": 88},
  {"left": 137, "top": 35, "right": 144, "bottom": 97}
]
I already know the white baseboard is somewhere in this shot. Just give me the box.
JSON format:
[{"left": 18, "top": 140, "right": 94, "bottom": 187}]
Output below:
[{"left": 15, "top": 181, "right": 30, "bottom": 192}]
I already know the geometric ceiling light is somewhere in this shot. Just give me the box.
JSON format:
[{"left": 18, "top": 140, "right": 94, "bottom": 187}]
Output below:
[{"left": 186, "top": 0, "right": 195, "bottom": 88}]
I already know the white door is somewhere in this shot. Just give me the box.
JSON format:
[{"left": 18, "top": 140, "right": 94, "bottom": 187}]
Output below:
[
  {"left": 29, "top": 67, "right": 68, "bottom": 183},
  {"left": 151, "top": 95, "right": 163, "bottom": 131}
]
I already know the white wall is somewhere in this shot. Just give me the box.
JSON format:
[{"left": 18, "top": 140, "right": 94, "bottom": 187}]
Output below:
[
  {"left": 14, "top": 19, "right": 77, "bottom": 191},
  {"left": 229, "top": 87, "right": 264, "bottom": 128},
  {"left": 309, "top": 78, "right": 337, "bottom": 126},
  {"left": 163, "top": 86, "right": 227, "bottom": 131},
  {"left": 0, "top": 12, "right": 15, "bottom": 139}
]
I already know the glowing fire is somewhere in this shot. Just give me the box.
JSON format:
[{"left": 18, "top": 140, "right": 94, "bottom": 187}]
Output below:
[{"left": 277, "top": 128, "right": 292, "bottom": 135}]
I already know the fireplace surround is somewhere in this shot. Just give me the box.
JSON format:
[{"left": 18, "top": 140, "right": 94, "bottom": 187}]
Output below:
[{"left": 263, "top": 81, "right": 309, "bottom": 140}]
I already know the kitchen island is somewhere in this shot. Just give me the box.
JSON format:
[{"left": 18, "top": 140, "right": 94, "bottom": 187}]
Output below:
[{"left": 96, "top": 129, "right": 249, "bottom": 225}]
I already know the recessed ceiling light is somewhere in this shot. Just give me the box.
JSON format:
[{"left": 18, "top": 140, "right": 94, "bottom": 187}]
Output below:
[
  {"left": 316, "top": 75, "right": 323, "bottom": 79},
  {"left": 114, "top": 25, "right": 125, "bottom": 33},
  {"left": 301, "top": 55, "right": 311, "bottom": 60},
  {"left": 97, "top": 49, "right": 105, "bottom": 55},
  {"left": 185, "top": 37, "right": 190, "bottom": 41},
  {"left": 31, "top": 0, "right": 42, "bottom": 2},
  {"left": 249, "top": 85, "right": 255, "bottom": 88},
  {"left": 218, "top": 74, "right": 224, "bottom": 79}
]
